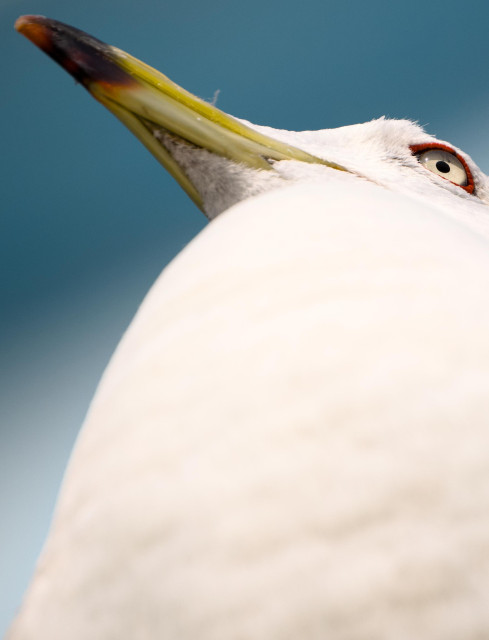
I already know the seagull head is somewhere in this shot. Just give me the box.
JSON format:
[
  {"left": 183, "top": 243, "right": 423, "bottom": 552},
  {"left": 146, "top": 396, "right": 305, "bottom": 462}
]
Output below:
[{"left": 15, "top": 15, "right": 489, "bottom": 225}]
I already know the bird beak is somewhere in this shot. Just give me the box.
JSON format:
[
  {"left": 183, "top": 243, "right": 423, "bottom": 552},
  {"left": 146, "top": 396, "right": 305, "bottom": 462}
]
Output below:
[{"left": 15, "top": 15, "right": 346, "bottom": 212}]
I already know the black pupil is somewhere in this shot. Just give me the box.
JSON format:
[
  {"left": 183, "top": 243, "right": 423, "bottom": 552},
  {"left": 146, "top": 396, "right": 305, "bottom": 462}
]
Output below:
[{"left": 436, "top": 160, "right": 451, "bottom": 174}]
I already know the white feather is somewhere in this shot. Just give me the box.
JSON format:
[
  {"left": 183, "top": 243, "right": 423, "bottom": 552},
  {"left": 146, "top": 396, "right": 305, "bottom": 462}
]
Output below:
[{"left": 9, "top": 167, "right": 489, "bottom": 638}]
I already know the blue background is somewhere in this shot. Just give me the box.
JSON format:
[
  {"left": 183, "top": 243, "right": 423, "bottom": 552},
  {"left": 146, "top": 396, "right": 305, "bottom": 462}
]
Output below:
[{"left": 2, "top": 0, "right": 489, "bottom": 632}]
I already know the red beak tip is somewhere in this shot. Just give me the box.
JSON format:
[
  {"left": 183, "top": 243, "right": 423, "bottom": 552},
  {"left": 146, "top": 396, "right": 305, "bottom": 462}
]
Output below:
[{"left": 15, "top": 15, "right": 52, "bottom": 51}]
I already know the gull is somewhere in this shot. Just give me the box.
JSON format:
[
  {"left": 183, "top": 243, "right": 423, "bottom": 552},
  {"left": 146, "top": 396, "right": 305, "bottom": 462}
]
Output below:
[{"left": 10, "top": 15, "right": 489, "bottom": 640}]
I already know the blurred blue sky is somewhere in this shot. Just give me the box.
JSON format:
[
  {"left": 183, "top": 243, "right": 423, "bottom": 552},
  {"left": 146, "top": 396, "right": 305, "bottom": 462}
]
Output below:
[{"left": 2, "top": 0, "right": 489, "bottom": 633}]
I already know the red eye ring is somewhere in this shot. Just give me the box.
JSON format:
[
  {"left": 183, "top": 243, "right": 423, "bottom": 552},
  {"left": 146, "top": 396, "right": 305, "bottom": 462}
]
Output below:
[{"left": 410, "top": 143, "right": 475, "bottom": 194}]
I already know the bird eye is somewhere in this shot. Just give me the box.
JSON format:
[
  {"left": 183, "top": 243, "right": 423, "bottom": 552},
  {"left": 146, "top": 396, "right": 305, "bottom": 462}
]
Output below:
[
  {"left": 410, "top": 143, "right": 474, "bottom": 193},
  {"left": 417, "top": 148, "right": 467, "bottom": 185}
]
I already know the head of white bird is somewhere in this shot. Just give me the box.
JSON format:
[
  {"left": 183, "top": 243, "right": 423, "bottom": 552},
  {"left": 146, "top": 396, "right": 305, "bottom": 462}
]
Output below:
[{"left": 15, "top": 15, "right": 489, "bottom": 223}]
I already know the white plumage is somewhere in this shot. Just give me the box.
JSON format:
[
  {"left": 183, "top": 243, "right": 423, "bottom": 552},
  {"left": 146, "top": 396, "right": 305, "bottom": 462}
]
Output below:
[{"left": 10, "top": 15, "right": 489, "bottom": 640}]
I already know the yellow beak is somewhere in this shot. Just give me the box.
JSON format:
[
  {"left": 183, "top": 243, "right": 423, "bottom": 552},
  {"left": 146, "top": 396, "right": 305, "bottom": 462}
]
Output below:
[{"left": 15, "top": 15, "right": 347, "bottom": 212}]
